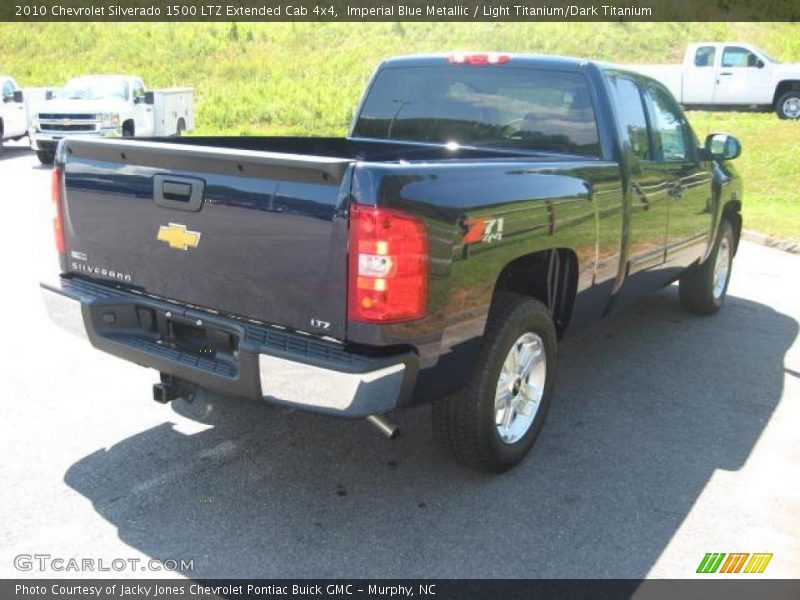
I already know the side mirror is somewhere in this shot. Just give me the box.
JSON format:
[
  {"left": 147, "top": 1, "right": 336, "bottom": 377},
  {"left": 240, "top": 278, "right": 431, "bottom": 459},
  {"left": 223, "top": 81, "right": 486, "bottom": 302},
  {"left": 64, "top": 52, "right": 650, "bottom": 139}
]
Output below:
[
  {"left": 705, "top": 133, "right": 741, "bottom": 161},
  {"left": 13, "top": 90, "right": 24, "bottom": 103},
  {"left": 144, "top": 91, "right": 155, "bottom": 105},
  {"left": 45, "top": 90, "right": 54, "bottom": 100},
  {"left": 756, "top": 59, "right": 765, "bottom": 69}
]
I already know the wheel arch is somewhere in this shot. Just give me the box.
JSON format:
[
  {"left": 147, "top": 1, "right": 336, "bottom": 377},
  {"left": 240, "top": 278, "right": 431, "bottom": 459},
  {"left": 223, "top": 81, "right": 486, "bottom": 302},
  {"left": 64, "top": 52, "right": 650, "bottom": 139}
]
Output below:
[
  {"left": 122, "top": 119, "right": 135, "bottom": 136},
  {"left": 773, "top": 80, "right": 800, "bottom": 106},
  {"left": 491, "top": 248, "right": 579, "bottom": 338},
  {"left": 723, "top": 199, "right": 743, "bottom": 255}
]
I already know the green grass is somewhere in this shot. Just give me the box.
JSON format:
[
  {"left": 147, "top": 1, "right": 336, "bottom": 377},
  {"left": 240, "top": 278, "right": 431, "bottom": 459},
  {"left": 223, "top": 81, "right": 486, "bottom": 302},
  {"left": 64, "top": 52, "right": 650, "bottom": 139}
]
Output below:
[
  {"left": 686, "top": 111, "right": 799, "bottom": 241},
  {"left": 1, "top": 22, "right": 798, "bottom": 240}
]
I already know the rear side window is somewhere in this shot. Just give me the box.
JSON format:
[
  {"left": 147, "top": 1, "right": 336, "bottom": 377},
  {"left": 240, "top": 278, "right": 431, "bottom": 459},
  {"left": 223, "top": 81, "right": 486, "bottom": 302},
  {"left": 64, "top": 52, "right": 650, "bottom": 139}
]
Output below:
[
  {"left": 645, "top": 85, "right": 692, "bottom": 162},
  {"left": 609, "top": 76, "right": 651, "bottom": 161},
  {"left": 354, "top": 65, "right": 601, "bottom": 156},
  {"left": 694, "top": 46, "right": 716, "bottom": 67}
]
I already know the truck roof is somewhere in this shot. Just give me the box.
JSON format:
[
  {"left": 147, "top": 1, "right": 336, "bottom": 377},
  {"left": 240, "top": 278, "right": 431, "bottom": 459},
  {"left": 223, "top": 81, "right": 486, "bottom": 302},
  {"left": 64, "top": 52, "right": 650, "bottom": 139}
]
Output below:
[
  {"left": 382, "top": 53, "right": 589, "bottom": 72},
  {"left": 381, "top": 53, "right": 662, "bottom": 86},
  {"left": 68, "top": 74, "right": 138, "bottom": 78}
]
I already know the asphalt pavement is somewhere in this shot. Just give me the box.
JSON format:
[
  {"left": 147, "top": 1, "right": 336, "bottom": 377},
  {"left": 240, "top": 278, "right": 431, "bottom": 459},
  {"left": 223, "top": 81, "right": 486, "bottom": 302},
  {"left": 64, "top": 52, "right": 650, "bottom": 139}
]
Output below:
[{"left": 1, "top": 141, "right": 798, "bottom": 579}]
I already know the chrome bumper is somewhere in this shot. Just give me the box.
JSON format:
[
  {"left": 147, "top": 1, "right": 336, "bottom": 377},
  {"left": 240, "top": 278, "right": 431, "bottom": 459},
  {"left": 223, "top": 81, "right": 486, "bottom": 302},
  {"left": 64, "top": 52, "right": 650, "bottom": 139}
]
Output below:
[
  {"left": 31, "top": 128, "right": 122, "bottom": 150},
  {"left": 41, "top": 279, "right": 416, "bottom": 417}
]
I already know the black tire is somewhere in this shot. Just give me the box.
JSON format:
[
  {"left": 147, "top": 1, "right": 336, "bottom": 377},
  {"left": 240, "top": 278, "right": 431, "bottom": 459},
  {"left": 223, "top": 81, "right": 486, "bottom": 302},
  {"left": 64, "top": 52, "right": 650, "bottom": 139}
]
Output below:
[
  {"left": 0, "top": 135, "right": 4, "bottom": 157},
  {"left": 36, "top": 150, "right": 55, "bottom": 165},
  {"left": 175, "top": 118, "right": 186, "bottom": 137},
  {"left": 679, "top": 219, "right": 735, "bottom": 315},
  {"left": 432, "top": 292, "right": 558, "bottom": 473},
  {"left": 775, "top": 91, "right": 800, "bottom": 120},
  {"left": 122, "top": 122, "right": 134, "bottom": 137}
]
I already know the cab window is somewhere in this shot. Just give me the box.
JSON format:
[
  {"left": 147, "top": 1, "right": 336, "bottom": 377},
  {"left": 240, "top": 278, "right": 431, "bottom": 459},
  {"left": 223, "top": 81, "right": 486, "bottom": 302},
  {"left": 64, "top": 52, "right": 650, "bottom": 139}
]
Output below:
[
  {"left": 645, "top": 85, "right": 692, "bottom": 163},
  {"left": 694, "top": 46, "right": 716, "bottom": 67},
  {"left": 2, "top": 80, "right": 14, "bottom": 100},
  {"left": 722, "top": 47, "right": 761, "bottom": 68},
  {"left": 132, "top": 80, "right": 146, "bottom": 102}
]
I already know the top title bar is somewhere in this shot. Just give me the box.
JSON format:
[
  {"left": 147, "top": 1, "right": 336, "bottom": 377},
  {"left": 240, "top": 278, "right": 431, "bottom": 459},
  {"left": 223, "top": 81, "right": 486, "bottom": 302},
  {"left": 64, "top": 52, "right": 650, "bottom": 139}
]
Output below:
[{"left": 3, "top": 0, "right": 800, "bottom": 22}]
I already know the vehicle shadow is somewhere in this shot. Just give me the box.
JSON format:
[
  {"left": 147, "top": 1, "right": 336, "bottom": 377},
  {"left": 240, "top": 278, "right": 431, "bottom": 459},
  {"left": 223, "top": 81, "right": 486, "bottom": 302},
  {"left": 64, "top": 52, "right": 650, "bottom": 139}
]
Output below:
[
  {"left": 0, "top": 145, "right": 31, "bottom": 161},
  {"left": 64, "top": 288, "right": 797, "bottom": 578}
]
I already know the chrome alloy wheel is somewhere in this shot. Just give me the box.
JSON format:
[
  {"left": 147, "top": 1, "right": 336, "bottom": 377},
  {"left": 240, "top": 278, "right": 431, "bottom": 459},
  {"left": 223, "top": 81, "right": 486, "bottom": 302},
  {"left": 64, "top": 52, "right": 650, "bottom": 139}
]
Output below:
[
  {"left": 494, "top": 332, "right": 547, "bottom": 444},
  {"left": 713, "top": 236, "right": 732, "bottom": 300},
  {"left": 783, "top": 96, "right": 800, "bottom": 119}
]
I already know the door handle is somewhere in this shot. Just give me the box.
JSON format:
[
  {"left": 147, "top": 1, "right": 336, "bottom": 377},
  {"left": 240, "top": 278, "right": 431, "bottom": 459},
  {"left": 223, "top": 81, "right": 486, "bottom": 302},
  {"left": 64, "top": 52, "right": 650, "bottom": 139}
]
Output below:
[
  {"left": 719, "top": 72, "right": 733, "bottom": 76},
  {"left": 154, "top": 174, "right": 205, "bottom": 212}
]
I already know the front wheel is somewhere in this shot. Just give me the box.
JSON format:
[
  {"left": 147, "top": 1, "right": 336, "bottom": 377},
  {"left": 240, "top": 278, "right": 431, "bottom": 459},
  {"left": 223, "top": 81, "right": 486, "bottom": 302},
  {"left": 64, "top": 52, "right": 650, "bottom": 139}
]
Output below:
[
  {"left": 432, "top": 293, "right": 558, "bottom": 473},
  {"left": 679, "top": 219, "right": 735, "bottom": 315},
  {"left": 36, "top": 150, "right": 55, "bottom": 165},
  {"left": 776, "top": 91, "right": 800, "bottom": 119}
]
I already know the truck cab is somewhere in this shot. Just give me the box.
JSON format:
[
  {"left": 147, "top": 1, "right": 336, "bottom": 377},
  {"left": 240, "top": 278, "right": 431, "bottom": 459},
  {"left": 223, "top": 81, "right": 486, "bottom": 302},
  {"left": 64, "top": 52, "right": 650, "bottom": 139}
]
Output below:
[
  {"left": 31, "top": 75, "right": 194, "bottom": 164},
  {"left": 0, "top": 76, "right": 27, "bottom": 153}
]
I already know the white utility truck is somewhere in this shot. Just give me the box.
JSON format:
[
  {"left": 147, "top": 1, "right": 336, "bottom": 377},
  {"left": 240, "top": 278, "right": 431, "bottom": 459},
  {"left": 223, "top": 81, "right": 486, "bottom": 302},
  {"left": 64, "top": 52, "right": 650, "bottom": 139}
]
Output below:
[
  {"left": 31, "top": 75, "right": 194, "bottom": 164},
  {"left": 0, "top": 76, "right": 27, "bottom": 155},
  {"left": 630, "top": 42, "right": 800, "bottom": 119}
]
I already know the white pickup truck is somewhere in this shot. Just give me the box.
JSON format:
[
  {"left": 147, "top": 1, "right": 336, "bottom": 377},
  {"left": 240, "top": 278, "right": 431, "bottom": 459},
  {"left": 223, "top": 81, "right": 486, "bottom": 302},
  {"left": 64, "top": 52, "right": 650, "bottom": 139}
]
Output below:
[
  {"left": 31, "top": 74, "right": 194, "bottom": 164},
  {"left": 630, "top": 42, "right": 800, "bottom": 119},
  {"left": 0, "top": 76, "right": 27, "bottom": 155}
]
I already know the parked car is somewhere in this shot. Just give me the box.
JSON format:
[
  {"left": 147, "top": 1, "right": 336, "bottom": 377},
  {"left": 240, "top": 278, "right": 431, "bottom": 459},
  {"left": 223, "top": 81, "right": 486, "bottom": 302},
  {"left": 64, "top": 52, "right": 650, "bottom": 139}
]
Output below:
[
  {"left": 0, "top": 76, "right": 27, "bottom": 155},
  {"left": 41, "top": 53, "right": 743, "bottom": 472},
  {"left": 630, "top": 42, "right": 800, "bottom": 118},
  {"left": 31, "top": 75, "right": 194, "bottom": 164}
]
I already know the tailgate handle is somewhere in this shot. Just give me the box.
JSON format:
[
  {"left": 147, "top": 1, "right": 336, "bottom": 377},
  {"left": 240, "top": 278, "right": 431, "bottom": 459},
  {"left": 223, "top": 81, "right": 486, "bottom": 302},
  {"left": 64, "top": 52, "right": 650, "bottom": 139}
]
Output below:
[{"left": 153, "top": 174, "right": 204, "bottom": 212}]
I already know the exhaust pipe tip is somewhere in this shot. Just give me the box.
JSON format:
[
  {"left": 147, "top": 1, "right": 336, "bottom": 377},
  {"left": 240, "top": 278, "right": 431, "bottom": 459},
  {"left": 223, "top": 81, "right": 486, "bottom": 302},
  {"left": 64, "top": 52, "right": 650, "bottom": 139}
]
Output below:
[{"left": 367, "top": 415, "right": 399, "bottom": 440}]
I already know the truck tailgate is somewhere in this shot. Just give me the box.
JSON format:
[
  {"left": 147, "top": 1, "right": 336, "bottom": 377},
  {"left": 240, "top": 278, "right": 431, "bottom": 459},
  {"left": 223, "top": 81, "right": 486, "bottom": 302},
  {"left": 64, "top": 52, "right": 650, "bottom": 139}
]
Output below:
[{"left": 60, "top": 138, "right": 352, "bottom": 339}]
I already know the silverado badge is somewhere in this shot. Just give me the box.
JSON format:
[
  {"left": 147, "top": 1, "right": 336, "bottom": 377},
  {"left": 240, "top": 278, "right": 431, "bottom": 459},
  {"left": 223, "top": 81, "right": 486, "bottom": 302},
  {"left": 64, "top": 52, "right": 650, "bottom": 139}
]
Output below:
[{"left": 157, "top": 223, "right": 201, "bottom": 250}]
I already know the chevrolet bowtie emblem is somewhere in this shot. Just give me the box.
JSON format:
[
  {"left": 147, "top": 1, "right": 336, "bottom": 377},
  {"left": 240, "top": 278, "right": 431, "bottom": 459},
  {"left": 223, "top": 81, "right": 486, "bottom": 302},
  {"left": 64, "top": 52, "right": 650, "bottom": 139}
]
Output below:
[{"left": 157, "top": 223, "right": 201, "bottom": 250}]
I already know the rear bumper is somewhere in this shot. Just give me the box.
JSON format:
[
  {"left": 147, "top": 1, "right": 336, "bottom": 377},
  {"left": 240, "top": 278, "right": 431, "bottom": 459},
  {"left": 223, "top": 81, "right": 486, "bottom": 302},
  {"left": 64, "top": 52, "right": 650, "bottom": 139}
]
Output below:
[{"left": 41, "top": 277, "right": 417, "bottom": 417}]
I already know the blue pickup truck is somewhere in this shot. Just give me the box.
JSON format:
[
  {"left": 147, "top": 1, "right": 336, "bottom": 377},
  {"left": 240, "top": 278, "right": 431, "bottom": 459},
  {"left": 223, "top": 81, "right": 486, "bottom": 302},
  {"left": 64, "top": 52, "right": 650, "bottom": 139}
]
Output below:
[{"left": 42, "top": 53, "right": 743, "bottom": 472}]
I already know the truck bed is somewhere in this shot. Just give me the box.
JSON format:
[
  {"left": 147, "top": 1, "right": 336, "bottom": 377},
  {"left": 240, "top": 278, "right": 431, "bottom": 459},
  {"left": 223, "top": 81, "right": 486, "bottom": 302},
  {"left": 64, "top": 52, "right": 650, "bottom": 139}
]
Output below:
[{"left": 58, "top": 136, "right": 548, "bottom": 342}]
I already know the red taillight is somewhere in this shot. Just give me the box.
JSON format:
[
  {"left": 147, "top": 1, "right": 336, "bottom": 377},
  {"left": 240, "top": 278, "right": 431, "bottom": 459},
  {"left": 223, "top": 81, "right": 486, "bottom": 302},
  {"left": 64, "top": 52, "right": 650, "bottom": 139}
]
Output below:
[
  {"left": 448, "top": 52, "right": 510, "bottom": 66},
  {"left": 348, "top": 205, "right": 428, "bottom": 323},
  {"left": 51, "top": 166, "right": 66, "bottom": 255}
]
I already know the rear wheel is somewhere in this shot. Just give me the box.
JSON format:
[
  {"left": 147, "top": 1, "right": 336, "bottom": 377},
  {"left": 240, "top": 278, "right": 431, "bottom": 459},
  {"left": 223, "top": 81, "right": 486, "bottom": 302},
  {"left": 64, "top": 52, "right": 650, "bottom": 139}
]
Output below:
[
  {"left": 776, "top": 91, "right": 800, "bottom": 119},
  {"left": 175, "top": 118, "right": 186, "bottom": 137},
  {"left": 36, "top": 150, "right": 55, "bottom": 165},
  {"left": 122, "top": 122, "right": 134, "bottom": 137},
  {"left": 679, "top": 219, "right": 735, "bottom": 315},
  {"left": 433, "top": 293, "right": 557, "bottom": 473},
  {"left": 0, "top": 135, "right": 4, "bottom": 157}
]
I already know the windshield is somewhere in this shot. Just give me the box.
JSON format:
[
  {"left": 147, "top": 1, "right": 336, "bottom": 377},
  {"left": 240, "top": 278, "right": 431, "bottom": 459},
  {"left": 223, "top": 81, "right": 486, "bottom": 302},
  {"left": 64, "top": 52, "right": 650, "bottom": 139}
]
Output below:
[
  {"left": 353, "top": 64, "right": 601, "bottom": 156},
  {"left": 59, "top": 77, "right": 128, "bottom": 100}
]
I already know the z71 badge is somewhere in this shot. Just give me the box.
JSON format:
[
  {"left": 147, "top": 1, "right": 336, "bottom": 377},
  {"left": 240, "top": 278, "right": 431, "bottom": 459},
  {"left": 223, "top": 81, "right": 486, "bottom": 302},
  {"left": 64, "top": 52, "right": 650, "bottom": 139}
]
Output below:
[{"left": 463, "top": 216, "right": 504, "bottom": 244}]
